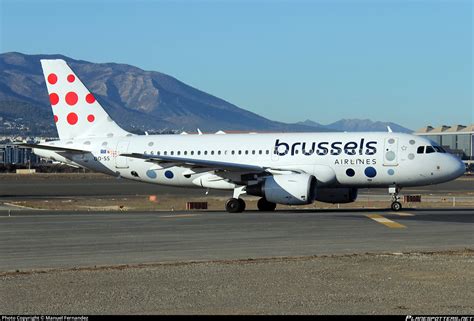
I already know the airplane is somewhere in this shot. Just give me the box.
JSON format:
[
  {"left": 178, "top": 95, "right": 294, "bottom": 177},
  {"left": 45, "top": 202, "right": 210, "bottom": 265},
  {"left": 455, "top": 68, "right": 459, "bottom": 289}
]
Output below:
[{"left": 21, "top": 59, "right": 466, "bottom": 213}]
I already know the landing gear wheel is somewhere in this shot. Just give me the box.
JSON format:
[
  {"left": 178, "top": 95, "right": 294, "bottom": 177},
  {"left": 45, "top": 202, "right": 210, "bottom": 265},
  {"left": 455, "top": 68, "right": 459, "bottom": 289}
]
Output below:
[
  {"left": 389, "top": 186, "right": 402, "bottom": 212},
  {"left": 391, "top": 201, "right": 402, "bottom": 211},
  {"left": 226, "top": 198, "right": 245, "bottom": 213},
  {"left": 257, "top": 198, "right": 277, "bottom": 212},
  {"left": 238, "top": 198, "right": 246, "bottom": 212}
]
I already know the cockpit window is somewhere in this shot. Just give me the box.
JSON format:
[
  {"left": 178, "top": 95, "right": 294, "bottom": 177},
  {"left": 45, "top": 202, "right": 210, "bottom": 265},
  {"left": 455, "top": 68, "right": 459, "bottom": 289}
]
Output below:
[
  {"left": 433, "top": 146, "right": 445, "bottom": 153},
  {"left": 417, "top": 145, "right": 446, "bottom": 154},
  {"left": 426, "top": 146, "right": 435, "bottom": 154}
]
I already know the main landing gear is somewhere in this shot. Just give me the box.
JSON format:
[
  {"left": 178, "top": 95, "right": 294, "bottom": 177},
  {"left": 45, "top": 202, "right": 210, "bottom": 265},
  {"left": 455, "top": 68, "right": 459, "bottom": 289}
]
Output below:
[
  {"left": 225, "top": 198, "right": 246, "bottom": 213},
  {"left": 389, "top": 186, "right": 402, "bottom": 211},
  {"left": 257, "top": 198, "right": 277, "bottom": 212},
  {"left": 225, "top": 186, "right": 277, "bottom": 213},
  {"left": 226, "top": 186, "right": 246, "bottom": 213},
  {"left": 225, "top": 197, "right": 277, "bottom": 213}
]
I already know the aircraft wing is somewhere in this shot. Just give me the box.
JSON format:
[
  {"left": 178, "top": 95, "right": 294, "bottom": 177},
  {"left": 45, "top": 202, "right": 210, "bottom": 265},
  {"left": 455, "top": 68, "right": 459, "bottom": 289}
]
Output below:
[
  {"left": 121, "top": 153, "right": 265, "bottom": 172},
  {"left": 17, "top": 143, "right": 90, "bottom": 154}
]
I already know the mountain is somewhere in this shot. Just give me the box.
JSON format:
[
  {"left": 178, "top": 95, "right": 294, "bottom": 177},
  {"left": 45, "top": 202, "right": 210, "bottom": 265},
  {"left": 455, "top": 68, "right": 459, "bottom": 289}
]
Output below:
[
  {"left": 0, "top": 52, "right": 327, "bottom": 136},
  {"left": 0, "top": 52, "right": 411, "bottom": 137},
  {"left": 297, "top": 118, "right": 412, "bottom": 133},
  {"left": 327, "top": 119, "right": 412, "bottom": 133}
]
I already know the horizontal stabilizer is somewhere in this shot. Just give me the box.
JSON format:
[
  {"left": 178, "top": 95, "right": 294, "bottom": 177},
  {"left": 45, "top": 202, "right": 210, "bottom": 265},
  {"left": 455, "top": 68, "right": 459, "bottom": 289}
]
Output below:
[{"left": 17, "top": 143, "right": 89, "bottom": 154}]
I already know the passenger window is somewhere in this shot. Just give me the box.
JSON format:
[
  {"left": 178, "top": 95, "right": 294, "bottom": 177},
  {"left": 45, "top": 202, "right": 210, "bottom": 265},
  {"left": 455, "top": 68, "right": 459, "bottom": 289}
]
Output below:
[
  {"left": 197, "top": 151, "right": 201, "bottom": 155},
  {"left": 252, "top": 150, "right": 255, "bottom": 155},
  {"left": 231, "top": 150, "right": 235, "bottom": 155},
  {"left": 266, "top": 150, "right": 270, "bottom": 155},
  {"left": 218, "top": 151, "right": 221, "bottom": 155},
  {"left": 426, "top": 146, "right": 435, "bottom": 154},
  {"left": 211, "top": 151, "right": 214, "bottom": 155},
  {"left": 204, "top": 151, "right": 208, "bottom": 155},
  {"left": 259, "top": 150, "right": 262, "bottom": 155},
  {"left": 177, "top": 151, "right": 181, "bottom": 155},
  {"left": 417, "top": 146, "right": 424, "bottom": 154},
  {"left": 170, "top": 151, "right": 174, "bottom": 155},
  {"left": 164, "top": 151, "right": 167, "bottom": 155},
  {"left": 157, "top": 151, "right": 160, "bottom": 156},
  {"left": 238, "top": 151, "right": 242, "bottom": 155}
]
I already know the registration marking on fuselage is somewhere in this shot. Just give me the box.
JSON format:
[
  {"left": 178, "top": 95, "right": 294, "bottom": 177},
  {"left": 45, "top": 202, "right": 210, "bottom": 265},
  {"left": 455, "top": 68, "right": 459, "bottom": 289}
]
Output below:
[{"left": 366, "top": 214, "right": 407, "bottom": 228}]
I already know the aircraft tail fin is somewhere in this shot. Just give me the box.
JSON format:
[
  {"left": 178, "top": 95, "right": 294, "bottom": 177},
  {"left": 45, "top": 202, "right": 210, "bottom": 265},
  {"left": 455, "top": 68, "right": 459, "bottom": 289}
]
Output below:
[{"left": 40, "top": 59, "right": 130, "bottom": 140}]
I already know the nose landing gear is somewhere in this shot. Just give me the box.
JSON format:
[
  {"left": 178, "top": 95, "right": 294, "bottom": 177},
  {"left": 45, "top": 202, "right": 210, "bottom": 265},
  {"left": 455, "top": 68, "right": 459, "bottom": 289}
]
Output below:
[{"left": 389, "top": 186, "right": 402, "bottom": 211}]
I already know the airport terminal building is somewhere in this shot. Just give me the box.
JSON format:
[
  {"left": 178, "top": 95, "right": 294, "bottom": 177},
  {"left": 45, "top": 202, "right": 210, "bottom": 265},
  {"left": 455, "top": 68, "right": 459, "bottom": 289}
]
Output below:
[{"left": 415, "top": 124, "right": 474, "bottom": 167}]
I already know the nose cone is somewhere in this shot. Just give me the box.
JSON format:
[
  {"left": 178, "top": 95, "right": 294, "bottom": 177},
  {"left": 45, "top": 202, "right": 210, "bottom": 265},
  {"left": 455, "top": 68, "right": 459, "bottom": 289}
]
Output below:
[{"left": 448, "top": 156, "right": 465, "bottom": 180}]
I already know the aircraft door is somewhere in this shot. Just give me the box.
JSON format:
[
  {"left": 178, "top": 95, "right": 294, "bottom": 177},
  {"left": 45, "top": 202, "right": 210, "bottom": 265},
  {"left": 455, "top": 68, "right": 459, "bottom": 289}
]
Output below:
[
  {"left": 115, "top": 141, "right": 130, "bottom": 168},
  {"left": 383, "top": 137, "right": 399, "bottom": 166}
]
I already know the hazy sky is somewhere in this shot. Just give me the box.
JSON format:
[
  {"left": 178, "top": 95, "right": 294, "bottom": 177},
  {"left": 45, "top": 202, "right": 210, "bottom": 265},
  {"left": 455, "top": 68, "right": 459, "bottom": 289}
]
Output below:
[{"left": 1, "top": 0, "right": 472, "bottom": 130}]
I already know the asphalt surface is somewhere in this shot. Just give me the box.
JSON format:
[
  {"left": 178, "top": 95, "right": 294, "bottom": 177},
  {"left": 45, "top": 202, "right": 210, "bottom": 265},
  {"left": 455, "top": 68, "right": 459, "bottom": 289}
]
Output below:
[
  {"left": 1, "top": 174, "right": 472, "bottom": 198},
  {"left": 1, "top": 209, "right": 473, "bottom": 272},
  {"left": 1, "top": 174, "right": 473, "bottom": 314}
]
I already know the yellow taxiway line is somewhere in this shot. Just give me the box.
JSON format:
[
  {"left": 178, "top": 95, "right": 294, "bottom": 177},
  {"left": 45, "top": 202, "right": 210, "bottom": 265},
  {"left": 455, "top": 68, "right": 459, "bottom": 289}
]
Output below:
[
  {"left": 392, "top": 212, "right": 415, "bottom": 217},
  {"left": 366, "top": 214, "right": 407, "bottom": 228}
]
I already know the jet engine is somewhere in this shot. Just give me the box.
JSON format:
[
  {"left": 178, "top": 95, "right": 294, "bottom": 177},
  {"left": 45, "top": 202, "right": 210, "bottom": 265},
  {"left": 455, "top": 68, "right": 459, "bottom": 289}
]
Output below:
[
  {"left": 314, "top": 187, "right": 358, "bottom": 204},
  {"left": 246, "top": 174, "right": 317, "bottom": 205}
]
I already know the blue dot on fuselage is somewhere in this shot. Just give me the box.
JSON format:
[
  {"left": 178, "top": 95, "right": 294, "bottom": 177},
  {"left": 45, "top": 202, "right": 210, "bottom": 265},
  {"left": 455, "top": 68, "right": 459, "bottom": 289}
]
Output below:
[
  {"left": 346, "top": 168, "right": 355, "bottom": 177},
  {"left": 387, "top": 169, "right": 395, "bottom": 176},
  {"left": 164, "top": 170, "right": 174, "bottom": 179},
  {"left": 364, "top": 166, "right": 377, "bottom": 178},
  {"left": 146, "top": 170, "right": 157, "bottom": 179}
]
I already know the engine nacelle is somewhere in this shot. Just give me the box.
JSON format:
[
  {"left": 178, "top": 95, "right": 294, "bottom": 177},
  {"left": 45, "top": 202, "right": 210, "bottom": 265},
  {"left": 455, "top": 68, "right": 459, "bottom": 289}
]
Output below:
[
  {"left": 315, "top": 187, "right": 358, "bottom": 204},
  {"left": 246, "top": 174, "right": 316, "bottom": 205}
]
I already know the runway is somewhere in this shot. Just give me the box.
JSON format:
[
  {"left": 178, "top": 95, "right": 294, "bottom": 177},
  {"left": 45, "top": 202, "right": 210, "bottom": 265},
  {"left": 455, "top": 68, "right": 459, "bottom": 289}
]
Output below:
[{"left": 1, "top": 209, "right": 472, "bottom": 272}]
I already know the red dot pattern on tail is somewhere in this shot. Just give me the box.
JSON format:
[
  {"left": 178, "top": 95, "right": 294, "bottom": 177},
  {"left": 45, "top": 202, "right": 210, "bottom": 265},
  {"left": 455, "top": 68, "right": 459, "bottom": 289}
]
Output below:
[
  {"left": 48, "top": 73, "right": 57, "bottom": 84},
  {"left": 49, "top": 93, "right": 59, "bottom": 105},
  {"left": 67, "top": 112, "right": 78, "bottom": 125},
  {"left": 86, "top": 93, "right": 96, "bottom": 104},
  {"left": 65, "top": 92, "right": 78, "bottom": 106},
  {"left": 47, "top": 70, "right": 97, "bottom": 126}
]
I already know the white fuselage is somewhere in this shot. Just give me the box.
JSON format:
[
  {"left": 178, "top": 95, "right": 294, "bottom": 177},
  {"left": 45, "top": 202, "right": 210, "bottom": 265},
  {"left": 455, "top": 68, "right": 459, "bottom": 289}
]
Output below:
[{"left": 35, "top": 131, "right": 465, "bottom": 190}]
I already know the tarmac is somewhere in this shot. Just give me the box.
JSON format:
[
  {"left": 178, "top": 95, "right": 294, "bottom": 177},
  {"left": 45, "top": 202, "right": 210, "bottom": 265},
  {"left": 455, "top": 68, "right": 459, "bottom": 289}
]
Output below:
[
  {"left": 1, "top": 173, "right": 473, "bottom": 314},
  {"left": 1, "top": 208, "right": 473, "bottom": 272}
]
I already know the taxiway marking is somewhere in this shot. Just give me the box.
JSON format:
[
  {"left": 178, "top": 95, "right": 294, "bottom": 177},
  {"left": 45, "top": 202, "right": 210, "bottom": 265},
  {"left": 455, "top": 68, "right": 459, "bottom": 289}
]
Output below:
[
  {"left": 392, "top": 212, "right": 415, "bottom": 217},
  {"left": 366, "top": 214, "right": 406, "bottom": 228}
]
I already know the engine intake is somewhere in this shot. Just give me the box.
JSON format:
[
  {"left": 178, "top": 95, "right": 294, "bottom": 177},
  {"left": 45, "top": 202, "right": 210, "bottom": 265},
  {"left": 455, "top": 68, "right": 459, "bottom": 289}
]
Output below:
[{"left": 247, "top": 174, "right": 316, "bottom": 205}]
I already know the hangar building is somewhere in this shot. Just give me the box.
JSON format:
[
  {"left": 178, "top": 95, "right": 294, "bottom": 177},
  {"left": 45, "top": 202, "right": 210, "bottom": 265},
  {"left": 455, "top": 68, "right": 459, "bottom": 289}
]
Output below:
[{"left": 414, "top": 124, "right": 473, "bottom": 168}]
